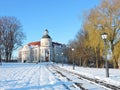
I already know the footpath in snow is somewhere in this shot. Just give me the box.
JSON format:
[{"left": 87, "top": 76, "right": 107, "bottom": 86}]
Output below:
[
  {"left": 0, "top": 62, "right": 120, "bottom": 90},
  {"left": 58, "top": 63, "right": 120, "bottom": 88}
]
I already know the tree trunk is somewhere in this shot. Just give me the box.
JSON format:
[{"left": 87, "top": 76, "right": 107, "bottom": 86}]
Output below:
[
  {"left": 5, "top": 51, "right": 9, "bottom": 62},
  {"left": 0, "top": 54, "right": 2, "bottom": 65},
  {"left": 9, "top": 51, "right": 12, "bottom": 61},
  {"left": 96, "top": 54, "right": 98, "bottom": 68},
  {"left": 114, "top": 58, "right": 119, "bottom": 68}
]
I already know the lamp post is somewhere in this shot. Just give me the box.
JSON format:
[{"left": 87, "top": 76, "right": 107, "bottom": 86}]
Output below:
[
  {"left": 72, "top": 48, "right": 75, "bottom": 70},
  {"left": 39, "top": 46, "right": 40, "bottom": 63},
  {"left": 62, "top": 52, "right": 64, "bottom": 67},
  {"left": 0, "top": 59, "right": 2, "bottom": 65},
  {"left": 56, "top": 53, "right": 58, "bottom": 64},
  {"left": 101, "top": 32, "right": 109, "bottom": 77}
]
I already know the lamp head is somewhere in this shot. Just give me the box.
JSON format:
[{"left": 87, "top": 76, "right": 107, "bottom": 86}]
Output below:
[
  {"left": 101, "top": 32, "right": 108, "bottom": 40},
  {"left": 72, "top": 48, "right": 75, "bottom": 51}
]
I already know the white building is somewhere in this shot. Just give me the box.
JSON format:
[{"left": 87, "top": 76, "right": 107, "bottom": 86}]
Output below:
[{"left": 18, "top": 29, "right": 65, "bottom": 63}]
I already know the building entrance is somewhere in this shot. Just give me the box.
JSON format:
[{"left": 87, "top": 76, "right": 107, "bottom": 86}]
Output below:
[{"left": 45, "top": 50, "right": 49, "bottom": 62}]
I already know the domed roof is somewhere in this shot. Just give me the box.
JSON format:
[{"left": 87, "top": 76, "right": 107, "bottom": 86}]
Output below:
[
  {"left": 42, "top": 29, "right": 51, "bottom": 39},
  {"left": 42, "top": 34, "right": 51, "bottom": 39}
]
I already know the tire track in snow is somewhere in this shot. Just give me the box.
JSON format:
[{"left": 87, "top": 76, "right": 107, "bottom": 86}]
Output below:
[
  {"left": 10, "top": 66, "right": 31, "bottom": 81},
  {"left": 0, "top": 64, "right": 36, "bottom": 89},
  {"left": 37, "top": 64, "right": 41, "bottom": 89},
  {"left": 48, "top": 65, "right": 109, "bottom": 90},
  {"left": 20, "top": 65, "right": 40, "bottom": 88},
  {"left": 43, "top": 64, "right": 55, "bottom": 90},
  {"left": 55, "top": 66, "right": 119, "bottom": 90},
  {"left": 46, "top": 64, "right": 71, "bottom": 90},
  {"left": 22, "top": 67, "right": 38, "bottom": 87},
  {"left": 39, "top": 63, "right": 68, "bottom": 90},
  {"left": 17, "top": 64, "right": 42, "bottom": 90},
  {"left": 11, "top": 64, "right": 38, "bottom": 88}
]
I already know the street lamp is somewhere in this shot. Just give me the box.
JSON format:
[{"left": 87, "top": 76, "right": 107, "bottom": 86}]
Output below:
[
  {"left": 56, "top": 53, "right": 58, "bottom": 64},
  {"left": 62, "top": 52, "right": 64, "bottom": 67},
  {"left": 72, "top": 48, "right": 75, "bottom": 70},
  {"left": 101, "top": 32, "right": 109, "bottom": 77},
  {"left": 0, "top": 59, "right": 2, "bottom": 65}
]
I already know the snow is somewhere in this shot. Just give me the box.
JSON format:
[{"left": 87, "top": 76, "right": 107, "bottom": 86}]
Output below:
[
  {"left": 0, "top": 63, "right": 68, "bottom": 90},
  {"left": 0, "top": 62, "right": 120, "bottom": 90},
  {"left": 58, "top": 64, "right": 120, "bottom": 87}
]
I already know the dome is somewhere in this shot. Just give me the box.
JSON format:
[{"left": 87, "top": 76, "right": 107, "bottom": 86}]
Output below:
[
  {"left": 42, "top": 29, "right": 51, "bottom": 39},
  {"left": 42, "top": 34, "right": 51, "bottom": 39}
]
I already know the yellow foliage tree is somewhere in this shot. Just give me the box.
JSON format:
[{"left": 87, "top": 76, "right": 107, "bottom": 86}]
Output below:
[{"left": 83, "top": 0, "right": 120, "bottom": 68}]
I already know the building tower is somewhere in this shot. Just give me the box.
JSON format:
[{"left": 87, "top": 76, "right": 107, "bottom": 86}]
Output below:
[{"left": 40, "top": 29, "right": 53, "bottom": 61}]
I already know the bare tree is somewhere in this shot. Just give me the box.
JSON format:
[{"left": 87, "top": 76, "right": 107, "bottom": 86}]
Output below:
[
  {"left": 67, "top": 30, "right": 96, "bottom": 67},
  {"left": 0, "top": 16, "right": 25, "bottom": 62},
  {"left": 0, "top": 21, "right": 3, "bottom": 64}
]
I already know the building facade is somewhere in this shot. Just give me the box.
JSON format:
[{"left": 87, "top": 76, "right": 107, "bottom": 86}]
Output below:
[{"left": 18, "top": 29, "right": 65, "bottom": 63}]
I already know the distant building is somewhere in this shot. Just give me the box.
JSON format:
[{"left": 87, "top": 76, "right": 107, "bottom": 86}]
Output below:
[{"left": 18, "top": 29, "right": 66, "bottom": 63}]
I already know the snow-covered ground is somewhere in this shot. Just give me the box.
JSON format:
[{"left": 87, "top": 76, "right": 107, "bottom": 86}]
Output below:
[
  {"left": 0, "top": 63, "right": 68, "bottom": 90},
  {"left": 0, "top": 62, "right": 120, "bottom": 90},
  {"left": 58, "top": 63, "right": 120, "bottom": 87}
]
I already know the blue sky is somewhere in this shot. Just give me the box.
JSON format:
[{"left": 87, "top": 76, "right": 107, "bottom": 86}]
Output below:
[{"left": 0, "top": 0, "right": 99, "bottom": 56}]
